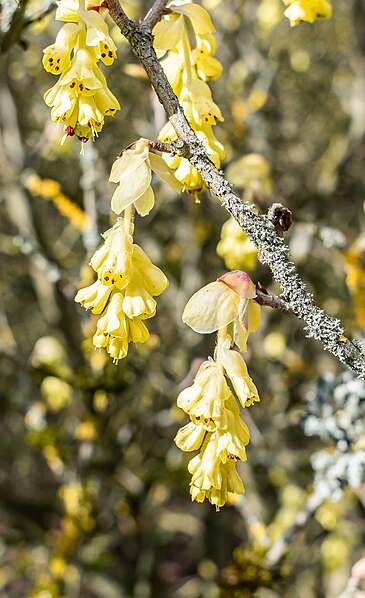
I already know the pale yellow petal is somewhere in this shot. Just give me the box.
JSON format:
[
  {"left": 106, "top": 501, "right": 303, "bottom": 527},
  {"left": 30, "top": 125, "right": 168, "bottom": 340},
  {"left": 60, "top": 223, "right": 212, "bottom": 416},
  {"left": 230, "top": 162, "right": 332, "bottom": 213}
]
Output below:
[
  {"left": 182, "top": 281, "right": 239, "bottom": 334},
  {"left": 134, "top": 185, "right": 155, "bottom": 217},
  {"left": 173, "top": 3, "right": 215, "bottom": 34},
  {"left": 248, "top": 300, "right": 261, "bottom": 333},
  {"left": 109, "top": 144, "right": 149, "bottom": 183},
  {"left": 149, "top": 152, "right": 182, "bottom": 192},
  {"left": 153, "top": 16, "right": 184, "bottom": 50},
  {"left": 175, "top": 422, "right": 206, "bottom": 451},
  {"left": 111, "top": 162, "right": 151, "bottom": 214}
]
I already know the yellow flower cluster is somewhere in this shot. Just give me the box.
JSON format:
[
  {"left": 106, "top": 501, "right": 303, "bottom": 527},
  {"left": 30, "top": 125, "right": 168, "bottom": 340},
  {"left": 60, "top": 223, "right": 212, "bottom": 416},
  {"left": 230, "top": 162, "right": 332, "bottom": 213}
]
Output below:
[
  {"left": 283, "top": 0, "right": 332, "bottom": 26},
  {"left": 75, "top": 217, "right": 168, "bottom": 362},
  {"left": 178, "top": 271, "right": 261, "bottom": 508},
  {"left": 342, "top": 236, "right": 365, "bottom": 329},
  {"left": 43, "top": 0, "right": 120, "bottom": 142},
  {"left": 153, "top": 0, "right": 225, "bottom": 195},
  {"left": 75, "top": 139, "right": 179, "bottom": 362},
  {"left": 25, "top": 173, "right": 90, "bottom": 230}
]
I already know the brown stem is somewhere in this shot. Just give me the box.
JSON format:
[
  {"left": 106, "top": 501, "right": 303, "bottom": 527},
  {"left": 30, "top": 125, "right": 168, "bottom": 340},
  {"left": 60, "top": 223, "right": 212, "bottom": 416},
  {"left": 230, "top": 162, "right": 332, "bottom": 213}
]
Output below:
[
  {"left": 106, "top": 0, "right": 365, "bottom": 378},
  {"left": 255, "top": 290, "right": 292, "bottom": 314},
  {"left": 148, "top": 139, "right": 175, "bottom": 153}
]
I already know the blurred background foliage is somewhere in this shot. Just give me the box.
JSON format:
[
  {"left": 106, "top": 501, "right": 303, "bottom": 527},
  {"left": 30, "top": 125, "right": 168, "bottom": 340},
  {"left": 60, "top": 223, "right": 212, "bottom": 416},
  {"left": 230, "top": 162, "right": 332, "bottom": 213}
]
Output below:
[{"left": 0, "top": 0, "right": 364, "bottom": 596}]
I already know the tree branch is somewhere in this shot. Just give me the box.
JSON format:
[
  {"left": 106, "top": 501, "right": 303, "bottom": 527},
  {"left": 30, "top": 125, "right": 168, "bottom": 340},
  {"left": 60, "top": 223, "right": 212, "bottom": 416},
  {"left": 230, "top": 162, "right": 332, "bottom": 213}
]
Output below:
[{"left": 106, "top": 0, "right": 365, "bottom": 378}]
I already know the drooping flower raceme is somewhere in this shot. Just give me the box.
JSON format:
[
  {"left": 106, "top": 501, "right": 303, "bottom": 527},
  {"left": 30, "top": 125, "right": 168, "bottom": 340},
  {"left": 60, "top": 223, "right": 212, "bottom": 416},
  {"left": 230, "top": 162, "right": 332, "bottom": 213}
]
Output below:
[
  {"left": 177, "top": 271, "right": 261, "bottom": 508},
  {"left": 153, "top": 1, "right": 225, "bottom": 196},
  {"left": 75, "top": 218, "right": 168, "bottom": 362},
  {"left": 43, "top": 0, "right": 120, "bottom": 142},
  {"left": 75, "top": 138, "right": 180, "bottom": 362}
]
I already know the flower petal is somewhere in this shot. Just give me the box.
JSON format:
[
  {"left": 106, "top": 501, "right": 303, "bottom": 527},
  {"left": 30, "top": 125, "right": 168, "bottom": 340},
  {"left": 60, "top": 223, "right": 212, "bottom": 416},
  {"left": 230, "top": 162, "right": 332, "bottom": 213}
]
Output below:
[
  {"left": 134, "top": 185, "right": 155, "bottom": 217},
  {"left": 111, "top": 162, "right": 151, "bottom": 214},
  {"left": 149, "top": 152, "right": 182, "bottom": 192},
  {"left": 182, "top": 281, "right": 239, "bottom": 333}
]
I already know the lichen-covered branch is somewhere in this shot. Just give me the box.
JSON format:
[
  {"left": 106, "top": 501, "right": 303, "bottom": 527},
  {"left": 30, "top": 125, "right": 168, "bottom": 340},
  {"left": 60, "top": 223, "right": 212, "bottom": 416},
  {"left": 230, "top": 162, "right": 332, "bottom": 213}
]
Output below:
[{"left": 106, "top": 0, "right": 365, "bottom": 378}]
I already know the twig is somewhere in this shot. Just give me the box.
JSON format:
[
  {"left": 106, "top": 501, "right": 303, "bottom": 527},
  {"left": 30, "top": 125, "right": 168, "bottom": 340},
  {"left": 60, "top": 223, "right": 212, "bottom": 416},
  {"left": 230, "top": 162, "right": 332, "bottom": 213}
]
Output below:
[
  {"left": 255, "top": 289, "right": 292, "bottom": 314},
  {"left": 106, "top": 0, "right": 365, "bottom": 378},
  {"left": 265, "top": 491, "right": 322, "bottom": 566},
  {"left": 143, "top": 0, "right": 170, "bottom": 29},
  {"left": 148, "top": 139, "right": 175, "bottom": 153},
  {"left": 24, "top": 0, "right": 56, "bottom": 27}
]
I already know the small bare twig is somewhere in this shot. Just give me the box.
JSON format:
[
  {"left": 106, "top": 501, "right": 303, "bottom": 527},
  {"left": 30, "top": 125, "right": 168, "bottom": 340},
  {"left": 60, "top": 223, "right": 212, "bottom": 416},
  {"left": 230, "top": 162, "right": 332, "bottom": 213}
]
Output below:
[
  {"left": 148, "top": 139, "right": 174, "bottom": 153},
  {"left": 255, "top": 289, "right": 292, "bottom": 314},
  {"left": 143, "top": 0, "right": 170, "bottom": 29},
  {"left": 265, "top": 491, "right": 322, "bottom": 566}
]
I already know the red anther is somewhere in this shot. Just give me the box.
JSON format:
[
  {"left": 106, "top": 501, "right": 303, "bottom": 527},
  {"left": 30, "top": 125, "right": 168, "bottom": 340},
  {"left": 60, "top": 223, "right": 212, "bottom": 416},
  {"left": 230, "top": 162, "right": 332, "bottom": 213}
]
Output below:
[
  {"left": 65, "top": 126, "right": 75, "bottom": 137},
  {"left": 77, "top": 136, "right": 90, "bottom": 143}
]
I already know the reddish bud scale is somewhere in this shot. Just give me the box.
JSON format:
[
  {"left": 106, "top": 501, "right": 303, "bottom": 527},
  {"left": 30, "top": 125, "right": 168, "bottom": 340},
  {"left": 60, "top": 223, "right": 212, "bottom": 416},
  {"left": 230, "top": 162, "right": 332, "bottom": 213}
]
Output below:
[{"left": 218, "top": 270, "right": 256, "bottom": 299}]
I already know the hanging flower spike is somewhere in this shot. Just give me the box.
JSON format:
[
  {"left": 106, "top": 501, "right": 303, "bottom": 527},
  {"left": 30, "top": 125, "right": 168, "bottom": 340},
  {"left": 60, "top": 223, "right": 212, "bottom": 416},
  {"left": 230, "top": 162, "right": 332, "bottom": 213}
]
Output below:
[
  {"left": 109, "top": 138, "right": 182, "bottom": 216},
  {"left": 154, "top": 1, "right": 225, "bottom": 196},
  {"left": 283, "top": 0, "right": 332, "bottom": 26},
  {"left": 182, "top": 270, "right": 260, "bottom": 351},
  {"left": 43, "top": 0, "right": 120, "bottom": 142},
  {"left": 75, "top": 219, "right": 168, "bottom": 362},
  {"left": 174, "top": 356, "right": 251, "bottom": 509}
]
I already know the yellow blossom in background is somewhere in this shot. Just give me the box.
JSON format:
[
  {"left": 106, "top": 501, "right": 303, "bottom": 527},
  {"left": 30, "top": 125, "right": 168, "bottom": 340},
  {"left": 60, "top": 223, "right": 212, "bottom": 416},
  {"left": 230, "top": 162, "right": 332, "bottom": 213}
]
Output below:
[
  {"left": 226, "top": 153, "right": 273, "bottom": 199},
  {"left": 217, "top": 217, "right": 257, "bottom": 271},
  {"left": 282, "top": 0, "right": 332, "bottom": 26},
  {"left": 75, "top": 219, "right": 168, "bottom": 362},
  {"left": 25, "top": 173, "right": 90, "bottom": 230},
  {"left": 342, "top": 234, "right": 365, "bottom": 328}
]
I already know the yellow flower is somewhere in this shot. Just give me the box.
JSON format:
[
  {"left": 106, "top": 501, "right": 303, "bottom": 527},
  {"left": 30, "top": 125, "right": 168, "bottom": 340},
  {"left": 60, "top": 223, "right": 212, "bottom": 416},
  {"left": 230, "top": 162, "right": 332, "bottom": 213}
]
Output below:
[
  {"left": 155, "top": 1, "right": 225, "bottom": 196},
  {"left": 177, "top": 358, "right": 230, "bottom": 424},
  {"left": 226, "top": 153, "right": 272, "bottom": 197},
  {"left": 75, "top": 279, "right": 112, "bottom": 313},
  {"left": 153, "top": 1, "right": 215, "bottom": 53},
  {"left": 174, "top": 342, "right": 256, "bottom": 507},
  {"left": 218, "top": 337, "right": 260, "bottom": 407},
  {"left": 182, "top": 271, "right": 260, "bottom": 351},
  {"left": 44, "top": 43, "right": 120, "bottom": 140},
  {"left": 283, "top": 0, "right": 332, "bottom": 26},
  {"left": 43, "top": 23, "right": 80, "bottom": 74},
  {"left": 192, "top": 34, "right": 223, "bottom": 81},
  {"left": 43, "top": 0, "right": 120, "bottom": 142},
  {"left": 109, "top": 139, "right": 182, "bottom": 215},
  {"left": 188, "top": 436, "right": 245, "bottom": 509},
  {"left": 89, "top": 222, "right": 133, "bottom": 288},
  {"left": 181, "top": 80, "right": 224, "bottom": 126},
  {"left": 217, "top": 217, "right": 257, "bottom": 271}
]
